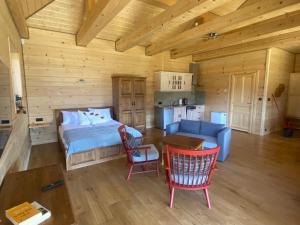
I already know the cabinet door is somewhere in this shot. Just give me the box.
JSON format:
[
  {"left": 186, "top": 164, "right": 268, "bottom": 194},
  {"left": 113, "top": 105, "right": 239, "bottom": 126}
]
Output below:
[
  {"left": 180, "top": 107, "right": 186, "bottom": 119},
  {"left": 120, "top": 78, "right": 133, "bottom": 95},
  {"left": 174, "top": 107, "right": 186, "bottom": 122},
  {"left": 183, "top": 74, "right": 192, "bottom": 91},
  {"left": 134, "top": 110, "right": 146, "bottom": 132},
  {"left": 133, "top": 78, "right": 146, "bottom": 132},
  {"left": 120, "top": 95, "right": 133, "bottom": 111},
  {"left": 133, "top": 78, "right": 145, "bottom": 110},
  {"left": 160, "top": 72, "right": 169, "bottom": 91},
  {"left": 134, "top": 79, "right": 145, "bottom": 95},
  {"left": 169, "top": 74, "right": 177, "bottom": 91},
  {"left": 120, "top": 111, "right": 133, "bottom": 126},
  {"left": 119, "top": 78, "right": 134, "bottom": 125},
  {"left": 177, "top": 74, "right": 183, "bottom": 90}
]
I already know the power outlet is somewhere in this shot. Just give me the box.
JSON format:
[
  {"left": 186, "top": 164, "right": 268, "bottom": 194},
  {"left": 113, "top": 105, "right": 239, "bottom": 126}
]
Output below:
[
  {"left": 1, "top": 120, "right": 10, "bottom": 124},
  {"left": 35, "top": 118, "right": 44, "bottom": 122}
]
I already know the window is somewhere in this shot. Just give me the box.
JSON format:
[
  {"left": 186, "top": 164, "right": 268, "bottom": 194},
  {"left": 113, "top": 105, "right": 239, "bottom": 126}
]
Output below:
[
  {"left": 9, "top": 39, "right": 24, "bottom": 114},
  {"left": 10, "top": 53, "right": 23, "bottom": 98}
]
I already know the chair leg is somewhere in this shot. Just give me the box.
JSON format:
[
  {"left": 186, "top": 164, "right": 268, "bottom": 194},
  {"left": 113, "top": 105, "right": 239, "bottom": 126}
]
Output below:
[
  {"left": 156, "top": 160, "right": 160, "bottom": 176},
  {"left": 126, "top": 165, "right": 133, "bottom": 181},
  {"left": 169, "top": 187, "right": 175, "bottom": 208},
  {"left": 203, "top": 189, "right": 211, "bottom": 209}
]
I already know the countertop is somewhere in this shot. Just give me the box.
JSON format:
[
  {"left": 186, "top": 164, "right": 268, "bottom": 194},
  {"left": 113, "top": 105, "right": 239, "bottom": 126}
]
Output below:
[{"left": 155, "top": 104, "right": 200, "bottom": 108}]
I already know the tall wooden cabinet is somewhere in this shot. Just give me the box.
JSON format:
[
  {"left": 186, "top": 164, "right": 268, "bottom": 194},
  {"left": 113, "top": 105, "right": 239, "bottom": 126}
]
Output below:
[{"left": 112, "top": 75, "right": 146, "bottom": 133}]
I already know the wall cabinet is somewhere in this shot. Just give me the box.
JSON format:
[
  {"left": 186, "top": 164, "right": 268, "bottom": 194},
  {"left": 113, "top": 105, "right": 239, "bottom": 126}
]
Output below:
[
  {"left": 155, "top": 71, "right": 193, "bottom": 92},
  {"left": 112, "top": 75, "right": 146, "bottom": 133}
]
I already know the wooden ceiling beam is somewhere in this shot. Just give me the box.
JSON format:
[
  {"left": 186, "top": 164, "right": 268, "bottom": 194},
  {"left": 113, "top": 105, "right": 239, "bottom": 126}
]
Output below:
[
  {"left": 6, "top": 0, "right": 55, "bottom": 38},
  {"left": 76, "top": 0, "right": 132, "bottom": 46},
  {"left": 210, "top": 0, "right": 246, "bottom": 16},
  {"left": 171, "top": 11, "right": 300, "bottom": 58},
  {"left": 192, "top": 30, "right": 300, "bottom": 61},
  {"left": 23, "top": 0, "right": 55, "bottom": 19},
  {"left": 138, "top": 0, "right": 175, "bottom": 9},
  {"left": 5, "top": 0, "right": 29, "bottom": 38},
  {"left": 146, "top": 0, "right": 300, "bottom": 56},
  {"left": 115, "top": 0, "right": 232, "bottom": 52}
]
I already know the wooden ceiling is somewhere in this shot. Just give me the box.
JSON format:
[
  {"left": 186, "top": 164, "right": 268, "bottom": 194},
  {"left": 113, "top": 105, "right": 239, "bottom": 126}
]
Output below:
[{"left": 5, "top": 0, "right": 300, "bottom": 61}]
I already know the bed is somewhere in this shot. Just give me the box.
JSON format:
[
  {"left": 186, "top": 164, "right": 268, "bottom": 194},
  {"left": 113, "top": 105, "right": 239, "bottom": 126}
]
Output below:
[{"left": 55, "top": 107, "right": 141, "bottom": 170}]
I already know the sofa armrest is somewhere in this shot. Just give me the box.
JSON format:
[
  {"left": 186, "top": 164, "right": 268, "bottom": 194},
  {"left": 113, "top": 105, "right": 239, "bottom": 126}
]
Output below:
[
  {"left": 166, "top": 122, "right": 180, "bottom": 135},
  {"left": 217, "top": 128, "right": 231, "bottom": 161}
]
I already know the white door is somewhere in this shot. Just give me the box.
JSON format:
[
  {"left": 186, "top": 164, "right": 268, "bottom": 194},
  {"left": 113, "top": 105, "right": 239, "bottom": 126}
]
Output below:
[{"left": 229, "top": 73, "right": 255, "bottom": 132}]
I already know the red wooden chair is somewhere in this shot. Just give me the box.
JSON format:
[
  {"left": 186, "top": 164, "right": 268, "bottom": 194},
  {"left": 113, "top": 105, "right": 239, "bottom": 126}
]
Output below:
[
  {"left": 165, "top": 145, "right": 220, "bottom": 208},
  {"left": 118, "top": 125, "right": 160, "bottom": 180}
]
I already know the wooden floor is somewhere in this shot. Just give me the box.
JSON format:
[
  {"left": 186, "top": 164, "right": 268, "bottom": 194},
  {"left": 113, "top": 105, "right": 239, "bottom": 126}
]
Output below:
[{"left": 29, "top": 129, "right": 300, "bottom": 225}]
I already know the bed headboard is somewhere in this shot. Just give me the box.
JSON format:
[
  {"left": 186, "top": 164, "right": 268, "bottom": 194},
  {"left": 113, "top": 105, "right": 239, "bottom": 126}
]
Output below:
[{"left": 55, "top": 106, "right": 114, "bottom": 127}]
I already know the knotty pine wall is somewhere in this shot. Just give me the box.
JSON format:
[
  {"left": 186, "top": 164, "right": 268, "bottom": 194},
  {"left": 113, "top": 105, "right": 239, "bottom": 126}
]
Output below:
[
  {"left": 264, "top": 48, "right": 295, "bottom": 133},
  {"left": 197, "top": 50, "right": 267, "bottom": 135},
  {"left": 295, "top": 54, "right": 300, "bottom": 72},
  {"left": 287, "top": 73, "right": 300, "bottom": 119},
  {"left": 0, "top": 62, "right": 11, "bottom": 123},
  {"left": 197, "top": 48, "right": 296, "bottom": 135},
  {"left": 286, "top": 53, "right": 300, "bottom": 119},
  {"left": 0, "top": 0, "right": 31, "bottom": 184},
  {"left": 23, "top": 28, "right": 191, "bottom": 145}
]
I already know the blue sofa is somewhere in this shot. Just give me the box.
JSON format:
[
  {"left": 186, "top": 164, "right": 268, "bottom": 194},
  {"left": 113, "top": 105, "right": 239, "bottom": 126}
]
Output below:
[{"left": 166, "top": 120, "right": 231, "bottom": 161}]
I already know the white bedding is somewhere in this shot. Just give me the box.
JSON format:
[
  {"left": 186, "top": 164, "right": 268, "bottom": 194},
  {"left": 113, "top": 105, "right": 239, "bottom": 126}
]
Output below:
[{"left": 59, "top": 120, "right": 122, "bottom": 150}]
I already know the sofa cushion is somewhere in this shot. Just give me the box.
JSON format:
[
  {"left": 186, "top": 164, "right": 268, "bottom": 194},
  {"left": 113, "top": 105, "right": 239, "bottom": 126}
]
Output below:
[
  {"left": 200, "top": 121, "right": 225, "bottom": 137},
  {"left": 179, "top": 120, "right": 201, "bottom": 134},
  {"left": 175, "top": 132, "right": 218, "bottom": 149}
]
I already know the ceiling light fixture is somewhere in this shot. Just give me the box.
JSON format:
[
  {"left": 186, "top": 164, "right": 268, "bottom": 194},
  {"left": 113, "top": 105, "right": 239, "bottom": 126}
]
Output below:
[{"left": 208, "top": 32, "right": 219, "bottom": 39}]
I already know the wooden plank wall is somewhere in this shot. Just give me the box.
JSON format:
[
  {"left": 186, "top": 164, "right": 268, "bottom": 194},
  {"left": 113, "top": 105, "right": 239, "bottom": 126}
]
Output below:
[
  {"left": 197, "top": 50, "right": 267, "bottom": 135},
  {"left": 23, "top": 28, "right": 191, "bottom": 145},
  {"left": 0, "top": 0, "right": 31, "bottom": 185},
  {"left": 287, "top": 73, "right": 300, "bottom": 119},
  {"left": 0, "top": 62, "right": 11, "bottom": 124},
  {"left": 263, "top": 48, "right": 295, "bottom": 133},
  {"left": 295, "top": 54, "right": 300, "bottom": 72}
]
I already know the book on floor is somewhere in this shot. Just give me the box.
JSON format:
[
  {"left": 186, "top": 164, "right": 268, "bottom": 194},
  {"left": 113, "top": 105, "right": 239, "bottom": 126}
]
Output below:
[{"left": 5, "top": 201, "right": 51, "bottom": 225}]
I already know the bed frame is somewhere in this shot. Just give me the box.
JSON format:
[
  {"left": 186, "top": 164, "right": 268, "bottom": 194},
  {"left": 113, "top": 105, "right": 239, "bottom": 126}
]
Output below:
[{"left": 55, "top": 107, "right": 125, "bottom": 171}]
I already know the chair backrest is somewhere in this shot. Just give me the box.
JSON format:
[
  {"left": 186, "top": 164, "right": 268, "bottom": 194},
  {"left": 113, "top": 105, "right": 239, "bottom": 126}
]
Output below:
[
  {"left": 166, "top": 145, "right": 220, "bottom": 189},
  {"left": 118, "top": 125, "right": 133, "bottom": 162}
]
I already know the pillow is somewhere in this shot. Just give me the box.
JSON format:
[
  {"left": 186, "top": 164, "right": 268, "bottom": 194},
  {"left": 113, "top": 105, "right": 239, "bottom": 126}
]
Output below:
[
  {"left": 200, "top": 121, "right": 225, "bottom": 137},
  {"left": 84, "top": 111, "right": 103, "bottom": 125},
  {"left": 126, "top": 132, "right": 140, "bottom": 157},
  {"left": 179, "top": 120, "right": 201, "bottom": 134},
  {"left": 62, "top": 111, "right": 79, "bottom": 125},
  {"left": 78, "top": 111, "right": 91, "bottom": 125},
  {"left": 88, "top": 108, "right": 112, "bottom": 122}
]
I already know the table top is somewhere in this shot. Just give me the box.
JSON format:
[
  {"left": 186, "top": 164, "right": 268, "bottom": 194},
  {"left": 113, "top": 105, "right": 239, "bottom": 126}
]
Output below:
[
  {"left": 0, "top": 164, "right": 75, "bottom": 225},
  {"left": 162, "top": 134, "right": 203, "bottom": 150}
]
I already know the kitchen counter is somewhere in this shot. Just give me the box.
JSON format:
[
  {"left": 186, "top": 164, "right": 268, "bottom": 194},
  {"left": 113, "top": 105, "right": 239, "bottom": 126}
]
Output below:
[
  {"left": 155, "top": 104, "right": 191, "bottom": 108},
  {"left": 155, "top": 105, "right": 205, "bottom": 130}
]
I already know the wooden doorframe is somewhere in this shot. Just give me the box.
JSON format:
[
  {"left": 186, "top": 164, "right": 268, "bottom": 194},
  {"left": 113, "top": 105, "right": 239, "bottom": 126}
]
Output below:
[{"left": 228, "top": 71, "right": 259, "bottom": 133}]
